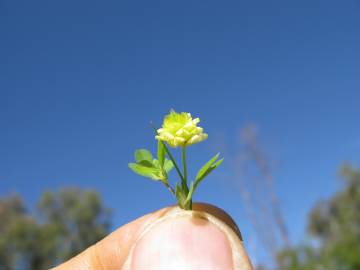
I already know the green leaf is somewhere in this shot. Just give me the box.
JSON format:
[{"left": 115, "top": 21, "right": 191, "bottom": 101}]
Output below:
[
  {"left": 189, "top": 156, "right": 224, "bottom": 201},
  {"left": 152, "top": 159, "right": 160, "bottom": 168},
  {"left": 211, "top": 158, "right": 224, "bottom": 169},
  {"left": 197, "top": 158, "right": 224, "bottom": 183},
  {"left": 157, "top": 141, "right": 165, "bottom": 167},
  {"left": 164, "top": 159, "right": 174, "bottom": 173},
  {"left": 195, "top": 153, "right": 220, "bottom": 181},
  {"left": 134, "top": 149, "right": 153, "bottom": 163},
  {"left": 128, "top": 163, "right": 161, "bottom": 180},
  {"left": 138, "top": 160, "right": 155, "bottom": 168}
]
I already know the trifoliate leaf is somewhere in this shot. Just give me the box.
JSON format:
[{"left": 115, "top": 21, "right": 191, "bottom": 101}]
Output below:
[
  {"left": 134, "top": 149, "right": 153, "bottom": 163},
  {"left": 191, "top": 155, "right": 224, "bottom": 198},
  {"left": 128, "top": 163, "right": 161, "bottom": 180},
  {"left": 196, "top": 158, "right": 223, "bottom": 184},
  {"left": 138, "top": 160, "right": 155, "bottom": 168},
  {"left": 152, "top": 159, "right": 160, "bottom": 168},
  {"left": 211, "top": 158, "right": 224, "bottom": 169},
  {"left": 195, "top": 153, "right": 220, "bottom": 181},
  {"left": 164, "top": 159, "right": 174, "bottom": 173}
]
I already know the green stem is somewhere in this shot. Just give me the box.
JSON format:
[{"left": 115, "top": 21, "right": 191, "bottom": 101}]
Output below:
[
  {"left": 162, "top": 142, "right": 184, "bottom": 183},
  {"left": 149, "top": 124, "right": 190, "bottom": 207},
  {"left": 163, "top": 182, "right": 176, "bottom": 196},
  {"left": 182, "top": 146, "right": 189, "bottom": 194}
]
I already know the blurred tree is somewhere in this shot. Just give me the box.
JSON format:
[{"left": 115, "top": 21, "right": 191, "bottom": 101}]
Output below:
[
  {"left": 0, "top": 188, "right": 111, "bottom": 270},
  {"left": 276, "top": 164, "right": 360, "bottom": 270}
]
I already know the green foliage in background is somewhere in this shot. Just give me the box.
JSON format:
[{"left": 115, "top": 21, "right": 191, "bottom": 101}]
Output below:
[
  {"left": 0, "top": 188, "right": 111, "bottom": 270},
  {"left": 276, "top": 165, "right": 360, "bottom": 270}
]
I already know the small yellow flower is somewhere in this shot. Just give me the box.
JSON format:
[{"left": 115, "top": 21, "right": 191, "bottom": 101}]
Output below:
[{"left": 156, "top": 110, "right": 208, "bottom": 147}]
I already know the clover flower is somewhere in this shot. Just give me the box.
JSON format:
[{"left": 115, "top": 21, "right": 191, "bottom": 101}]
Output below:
[{"left": 155, "top": 110, "right": 208, "bottom": 148}]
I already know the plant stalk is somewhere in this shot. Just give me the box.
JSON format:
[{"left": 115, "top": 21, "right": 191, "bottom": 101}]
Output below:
[
  {"left": 182, "top": 146, "right": 189, "bottom": 194},
  {"left": 162, "top": 142, "right": 184, "bottom": 183},
  {"left": 163, "top": 182, "right": 175, "bottom": 196}
]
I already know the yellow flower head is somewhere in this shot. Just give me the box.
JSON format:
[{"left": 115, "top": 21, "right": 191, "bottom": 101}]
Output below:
[{"left": 156, "top": 110, "right": 208, "bottom": 148}]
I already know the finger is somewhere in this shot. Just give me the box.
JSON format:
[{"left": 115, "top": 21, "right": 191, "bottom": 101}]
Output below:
[{"left": 52, "top": 203, "right": 253, "bottom": 270}]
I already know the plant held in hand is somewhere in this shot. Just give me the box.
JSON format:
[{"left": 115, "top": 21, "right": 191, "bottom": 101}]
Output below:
[{"left": 128, "top": 110, "right": 223, "bottom": 210}]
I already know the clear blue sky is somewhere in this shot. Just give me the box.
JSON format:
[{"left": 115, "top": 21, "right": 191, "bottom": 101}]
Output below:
[{"left": 1, "top": 0, "right": 360, "bottom": 265}]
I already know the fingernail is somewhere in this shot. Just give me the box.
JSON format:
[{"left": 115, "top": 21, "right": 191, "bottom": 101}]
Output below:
[{"left": 130, "top": 214, "right": 233, "bottom": 270}]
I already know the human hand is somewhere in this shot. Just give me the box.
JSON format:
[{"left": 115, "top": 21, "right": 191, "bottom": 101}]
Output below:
[{"left": 52, "top": 203, "right": 253, "bottom": 270}]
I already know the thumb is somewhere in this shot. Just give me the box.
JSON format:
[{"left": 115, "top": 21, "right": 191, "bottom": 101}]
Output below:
[
  {"left": 52, "top": 203, "right": 253, "bottom": 270},
  {"left": 123, "top": 204, "right": 252, "bottom": 270}
]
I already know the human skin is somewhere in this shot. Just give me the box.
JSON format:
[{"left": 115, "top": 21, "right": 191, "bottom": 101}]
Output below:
[{"left": 52, "top": 203, "right": 253, "bottom": 270}]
